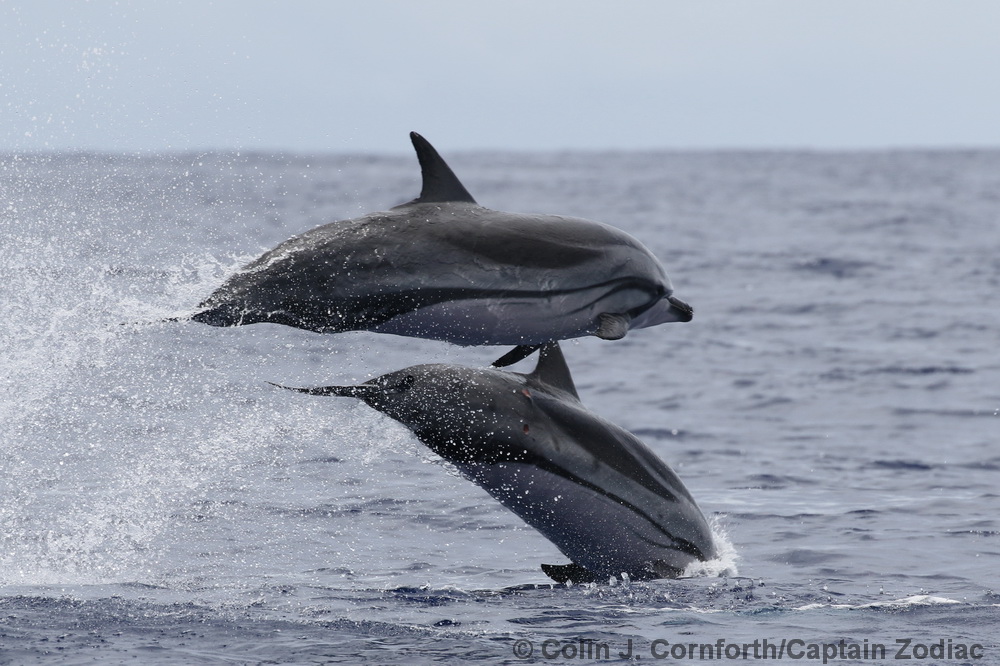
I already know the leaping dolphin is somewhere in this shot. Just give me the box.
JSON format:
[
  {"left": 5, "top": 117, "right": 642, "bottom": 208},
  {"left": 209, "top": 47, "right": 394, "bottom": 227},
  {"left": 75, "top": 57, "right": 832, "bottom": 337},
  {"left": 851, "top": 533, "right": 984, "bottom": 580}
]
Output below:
[
  {"left": 272, "top": 343, "right": 717, "bottom": 583},
  {"left": 190, "top": 133, "right": 692, "bottom": 360}
]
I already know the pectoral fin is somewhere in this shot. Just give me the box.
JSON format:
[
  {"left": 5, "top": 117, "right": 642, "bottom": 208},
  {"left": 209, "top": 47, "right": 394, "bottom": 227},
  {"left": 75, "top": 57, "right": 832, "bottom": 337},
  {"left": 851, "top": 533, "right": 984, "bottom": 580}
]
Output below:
[
  {"left": 596, "top": 313, "right": 631, "bottom": 340},
  {"left": 491, "top": 344, "right": 542, "bottom": 368}
]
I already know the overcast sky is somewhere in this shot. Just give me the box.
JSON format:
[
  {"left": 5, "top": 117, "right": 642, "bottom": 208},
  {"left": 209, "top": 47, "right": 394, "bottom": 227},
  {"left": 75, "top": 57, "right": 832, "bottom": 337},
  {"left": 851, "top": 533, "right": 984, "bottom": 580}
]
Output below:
[{"left": 3, "top": 1, "right": 1000, "bottom": 153}]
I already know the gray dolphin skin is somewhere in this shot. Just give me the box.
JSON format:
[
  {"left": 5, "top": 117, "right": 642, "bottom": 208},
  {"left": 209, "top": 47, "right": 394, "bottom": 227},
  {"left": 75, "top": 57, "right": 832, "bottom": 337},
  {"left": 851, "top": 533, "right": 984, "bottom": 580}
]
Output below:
[
  {"left": 191, "top": 133, "right": 692, "bottom": 353},
  {"left": 273, "top": 343, "right": 716, "bottom": 583}
]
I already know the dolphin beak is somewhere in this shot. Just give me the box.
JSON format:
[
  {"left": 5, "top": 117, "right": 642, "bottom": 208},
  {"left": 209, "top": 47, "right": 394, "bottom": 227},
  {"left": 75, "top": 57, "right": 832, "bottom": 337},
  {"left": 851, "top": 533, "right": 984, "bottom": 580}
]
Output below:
[
  {"left": 630, "top": 294, "right": 694, "bottom": 329},
  {"left": 267, "top": 382, "right": 382, "bottom": 400},
  {"left": 666, "top": 295, "right": 694, "bottom": 322}
]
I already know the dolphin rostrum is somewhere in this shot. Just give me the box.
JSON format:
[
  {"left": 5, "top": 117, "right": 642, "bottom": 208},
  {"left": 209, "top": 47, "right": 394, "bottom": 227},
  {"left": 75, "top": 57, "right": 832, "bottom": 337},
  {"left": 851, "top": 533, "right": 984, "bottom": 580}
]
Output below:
[
  {"left": 191, "top": 133, "right": 692, "bottom": 360},
  {"left": 272, "top": 343, "right": 717, "bottom": 583}
]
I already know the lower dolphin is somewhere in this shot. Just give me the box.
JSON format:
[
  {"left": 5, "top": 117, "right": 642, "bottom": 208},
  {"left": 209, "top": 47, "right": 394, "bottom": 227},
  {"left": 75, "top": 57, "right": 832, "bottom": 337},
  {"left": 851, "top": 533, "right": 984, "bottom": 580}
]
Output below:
[{"left": 273, "top": 343, "right": 717, "bottom": 582}]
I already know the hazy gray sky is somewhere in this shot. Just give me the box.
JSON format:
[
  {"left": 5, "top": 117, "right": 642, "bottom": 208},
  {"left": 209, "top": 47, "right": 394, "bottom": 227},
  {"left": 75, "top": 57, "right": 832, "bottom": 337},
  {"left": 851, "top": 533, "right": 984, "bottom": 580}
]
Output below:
[{"left": 3, "top": 1, "right": 1000, "bottom": 153}]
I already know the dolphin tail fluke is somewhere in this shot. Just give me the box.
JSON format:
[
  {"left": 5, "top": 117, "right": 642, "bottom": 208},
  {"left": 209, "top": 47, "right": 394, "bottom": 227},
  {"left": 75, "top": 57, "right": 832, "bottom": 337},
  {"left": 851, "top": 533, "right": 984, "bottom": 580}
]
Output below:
[
  {"left": 490, "top": 344, "right": 542, "bottom": 368},
  {"left": 541, "top": 562, "right": 599, "bottom": 584}
]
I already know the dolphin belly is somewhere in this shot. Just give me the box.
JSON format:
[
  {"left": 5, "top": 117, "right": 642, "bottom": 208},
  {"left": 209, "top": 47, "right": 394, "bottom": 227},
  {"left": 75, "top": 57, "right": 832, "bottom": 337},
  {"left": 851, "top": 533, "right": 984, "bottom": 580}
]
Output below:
[{"left": 455, "top": 462, "right": 704, "bottom": 579}]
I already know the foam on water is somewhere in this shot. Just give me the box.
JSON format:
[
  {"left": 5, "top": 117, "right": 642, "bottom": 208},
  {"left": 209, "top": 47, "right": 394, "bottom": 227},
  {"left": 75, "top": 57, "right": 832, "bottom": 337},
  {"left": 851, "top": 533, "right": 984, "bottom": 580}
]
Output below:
[
  {"left": 683, "top": 516, "right": 739, "bottom": 579},
  {"left": 795, "top": 594, "right": 963, "bottom": 611}
]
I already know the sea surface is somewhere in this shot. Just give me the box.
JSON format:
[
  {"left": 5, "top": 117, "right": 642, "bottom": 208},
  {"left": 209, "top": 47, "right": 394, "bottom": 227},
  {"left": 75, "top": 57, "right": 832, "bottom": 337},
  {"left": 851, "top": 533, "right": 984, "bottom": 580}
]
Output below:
[{"left": 1, "top": 148, "right": 998, "bottom": 664}]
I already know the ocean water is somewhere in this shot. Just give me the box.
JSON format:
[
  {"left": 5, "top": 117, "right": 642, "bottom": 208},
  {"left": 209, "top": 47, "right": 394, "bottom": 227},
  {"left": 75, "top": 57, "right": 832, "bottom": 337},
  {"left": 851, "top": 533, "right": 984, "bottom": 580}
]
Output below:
[{"left": 1, "top": 148, "right": 998, "bottom": 664}]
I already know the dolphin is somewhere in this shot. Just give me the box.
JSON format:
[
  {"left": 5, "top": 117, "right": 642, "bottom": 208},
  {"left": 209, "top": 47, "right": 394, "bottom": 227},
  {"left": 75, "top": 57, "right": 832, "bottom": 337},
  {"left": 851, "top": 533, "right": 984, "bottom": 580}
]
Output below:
[
  {"left": 190, "top": 133, "right": 692, "bottom": 361},
  {"left": 272, "top": 343, "right": 717, "bottom": 583}
]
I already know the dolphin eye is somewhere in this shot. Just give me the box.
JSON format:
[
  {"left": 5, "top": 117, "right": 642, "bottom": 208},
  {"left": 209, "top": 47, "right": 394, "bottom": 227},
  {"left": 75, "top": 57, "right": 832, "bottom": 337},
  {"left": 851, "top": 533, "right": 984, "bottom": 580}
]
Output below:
[{"left": 386, "top": 375, "right": 416, "bottom": 395}]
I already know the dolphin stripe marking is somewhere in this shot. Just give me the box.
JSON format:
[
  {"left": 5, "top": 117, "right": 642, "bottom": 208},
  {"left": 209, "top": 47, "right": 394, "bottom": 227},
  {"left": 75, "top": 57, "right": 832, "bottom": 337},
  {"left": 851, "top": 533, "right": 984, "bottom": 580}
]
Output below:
[
  {"left": 457, "top": 461, "right": 702, "bottom": 577},
  {"left": 201, "top": 279, "right": 672, "bottom": 344},
  {"left": 369, "top": 276, "right": 665, "bottom": 323},
  {"left": 474, "top": 457, "right": 705, "bottom": 560},
  {"left": 195, "top": 277, "right": 661, "bottom": 330},
  {"left": 529, "top": 394, "right": 697, "bottom": 507}
]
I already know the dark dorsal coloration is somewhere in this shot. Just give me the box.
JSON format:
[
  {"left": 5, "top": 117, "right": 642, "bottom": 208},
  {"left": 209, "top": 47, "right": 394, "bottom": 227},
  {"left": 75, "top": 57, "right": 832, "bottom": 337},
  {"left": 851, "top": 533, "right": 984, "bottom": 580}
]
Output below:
[{"left": 405, "top": 132, "right": 477, "bottom": 205}]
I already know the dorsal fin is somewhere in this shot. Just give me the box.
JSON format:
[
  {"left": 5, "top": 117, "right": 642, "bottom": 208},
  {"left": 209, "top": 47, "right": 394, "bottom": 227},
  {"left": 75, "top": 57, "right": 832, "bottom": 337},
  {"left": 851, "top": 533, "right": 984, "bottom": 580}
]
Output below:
[
  {"left": 408, "top": 131, "right": 477, "bottom": 205},
  {"left": 529, "top": 342, "right": 579, "bottom": 400}
]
